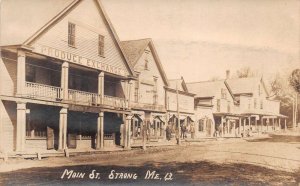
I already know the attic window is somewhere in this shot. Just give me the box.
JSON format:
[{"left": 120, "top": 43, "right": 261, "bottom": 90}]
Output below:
[
  {"left": 145, "top": 59, "right": 149, "bottom": 70},
  {"left": 68, "top": 22, "right": 76, "bottom": 47},
  {"left": 98, "top": 35, "right": 105, "bottom": 57}
]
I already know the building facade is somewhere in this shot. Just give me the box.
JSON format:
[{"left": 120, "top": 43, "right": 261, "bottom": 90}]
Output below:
[
  {"left": 0, "top": 0, "right": 135, "bottom": 153},
  {"left": 120, "top": 39, "right": 169, "bottom": 146}
]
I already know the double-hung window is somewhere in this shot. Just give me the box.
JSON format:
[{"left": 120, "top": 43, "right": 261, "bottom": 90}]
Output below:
[
  {"left": 68, "top": 22, "right": 76, "bottom": 47},
  {"left": 98, "top": 35, "right": 105, "bottom": 57}
]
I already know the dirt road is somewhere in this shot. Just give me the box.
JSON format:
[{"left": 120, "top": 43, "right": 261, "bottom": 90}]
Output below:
[{"left": 0, "top": 134, "right": 299, "bottom": 185}]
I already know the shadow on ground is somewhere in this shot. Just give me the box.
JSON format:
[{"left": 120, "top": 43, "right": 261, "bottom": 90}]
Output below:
[
  {"left": 246, "top": 134, "right": 300, "bottom": 143},
  {"left": 0, "top": 161, "right": 299, "bottom": 185}
]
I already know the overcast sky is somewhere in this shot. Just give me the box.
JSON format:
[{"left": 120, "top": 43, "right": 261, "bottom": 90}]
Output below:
[{"left": 102, "top": 0, "right": 300, "bottom": 82}]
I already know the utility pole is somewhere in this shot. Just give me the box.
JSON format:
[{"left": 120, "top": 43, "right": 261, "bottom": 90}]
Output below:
[{"left": 176, "top": 82, "right": 181, "bottom": 145}]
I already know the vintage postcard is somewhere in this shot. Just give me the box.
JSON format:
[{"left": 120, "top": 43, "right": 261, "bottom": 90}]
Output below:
[{"left": 0, "top": 0, "right": 299, "bottom": 185}]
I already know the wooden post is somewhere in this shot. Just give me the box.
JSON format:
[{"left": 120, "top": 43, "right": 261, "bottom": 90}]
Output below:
[
  {"left": 61, "top": 62, "right": 69, "bottom": 100},
  {"left": 98, "top": 72, "right": 104, "bottom": 105},
  {"left": 255, "top": 116, "right": 257, "bottom": 131},
  {"left": 284, "top": 119, "right": 287, "bottom": 132},
  {"left": 221, "top": 116, "right": 224, "bottom": 137},
  {"left": 58, "top": 107, "right": 68, "bottom": 150},
  {"left": 238, "top": 118, "right": 241, "bottom": 135},
  {"left": 16, "top": 50, "right": 26, "bottom": 96},
  {"left": 272, "top": 118, "right": 275, "bottom": 131},
  {"left": 16, "top": 102, "right": 26, "bottom": 151},
  {"left": 125, "top": 115, "right": 132, "bottom": 149},
  {"left": 243, "top": 118, "right": 246, "bottom": 132},
  {"left": 143, "top": 121, "right": 146, "bottom": 150},
  {"left": 96, "top": 112, "right": 104, "bottom": 149}
]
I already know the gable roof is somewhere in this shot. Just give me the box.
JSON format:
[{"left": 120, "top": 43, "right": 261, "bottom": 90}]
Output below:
[
  {"left": 169, "top": 77, "right": 189, "bottom": 92},
  {"left": 186, "top": 80, "right": 235, "bottom": 100},
  {"left": 120, "top": 38, "right": 169, "bottom": 86},
  {"left": 0, "top": 0, "right": 135, "bottom": 77},
  {"left": 120, "top": 38, "right": 151, "bottom": 67},
  {"left": 226, "top": 77, "right": 269, "bottom": 96},
  {"left": 186, "top": 80, "right": 224, "bottom": 98}
]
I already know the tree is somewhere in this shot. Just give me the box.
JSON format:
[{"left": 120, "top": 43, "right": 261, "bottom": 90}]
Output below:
[
  {"left": 289, "top": 69, "right": 300, "bottom": 93},
  {"left": 236, "top": 67, "right": 258, "bottom": 78}
]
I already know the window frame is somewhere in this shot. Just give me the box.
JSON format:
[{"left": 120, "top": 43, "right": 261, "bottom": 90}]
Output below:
[
  {"left": 68, "top": 22, "right": 76, "bottom": 47},
  {"left": 98, "top": 34, "right": 105, "bottom": 57}
]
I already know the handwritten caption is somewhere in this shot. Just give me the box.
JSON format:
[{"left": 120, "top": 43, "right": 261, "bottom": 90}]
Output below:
[{"left": 61, "top": 169, "right": 173, "bottom": 181}]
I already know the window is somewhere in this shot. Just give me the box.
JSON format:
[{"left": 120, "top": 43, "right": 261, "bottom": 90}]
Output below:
[
  {"left": 227, "top": 101, "right": 231, "bottom": 113},
  {"left": 254, "top": 98, "right": 257, "bottom": 109},
  {"left": 68, "top": 22, "right": 76, "bottom": 47},
  {"left": 258, "top": 85, "right": 262, "bottom": 95},
  {"left": 98, "top": 35, "right": 105, "bottom": 56},
  {"left": 134, "top": 79, "right": 139, "bottom": 102},
  {"left": 144, "top": 51, "right": 150, "bottom": 70},
  {"left": 153, "top": 77, "right": 158, "bottom": 105},
  {"left": 198, "top": 119, "right": 204, "bottom": 132},
  {"left": 131, "top": 117, "right": 142, "bottom": 138},
  {"left": 221, "top": 88, "right": 227, "bottom": 99},
  {"left": 217, "top": 99, "right": 221, "bottom": 112},
  {"left": 260, "top": 100, "right": 263, "bottom": 109},
  {"left": 26, "top": 64, "right": 36, "bottom": 82}
]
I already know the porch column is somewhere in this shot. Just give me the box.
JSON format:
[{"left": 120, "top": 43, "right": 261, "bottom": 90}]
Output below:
[
  {"left": 272, "top": 118, "right": 275, "bottom": 131},
  {"left": 125, "top": 115, "right": 132, "bottom": 149},
  {"left": 96, "top": 112, "right": 104, "bottom": 149},
  {"left": 16, "top": 102, "right": 26, "bottom": 151},
  {"left": 238, "top": 118, "right": 241, "bottom": 135},
  {"left": 61, "top": 62, "right": 69, "bottom": 100},
  {"left": 284, "top": 119, "right": 287, "bottom": 131},
  {"left": 233, "top": 120, "right": 236, "bottom": 137},
  {"left": 278, "top": 118, "right": 281, "bottom": 131},
  {"left": 98, "top": 72, "right": 104, "bottom": 105},
  {"left": 127, "top": 80, "right": 133, "bottom": 109},
  {"left": 16, "top": 50, "right": 26, "bottom": 96},
  {"left": 248, "top": 117, "right": 251, "bottom": 130},
  {"left": 221, "top": 117, "right": 224, "bottom": 137},
  {"left": 226, "top": 119, "right": 229, "bottom": 135},
  {"left": 58, "top": 107, "right": 68, "bottom": 150},
  {"left": 243, "top": 118, "right": 246, "bottom": 132},
  {"left": 255, "top": 117, "right": 257, "bottom": 131}
]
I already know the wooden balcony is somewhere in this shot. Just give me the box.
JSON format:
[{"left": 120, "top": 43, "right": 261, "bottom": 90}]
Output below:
[
  {"left": 130, "top": 102, "right": 166, "bottom": 112},
  {"left": 103, "top": 95, "right": 127, "bottom": 109},
  {"left": 24, "top": 82, "right": 127, "bottom": 109},
  {"left": 25, "top": 82, "right": 62, "bottom": 101},
  {"left": 68, "top": 89, "right": 99, "bottom": 106}
]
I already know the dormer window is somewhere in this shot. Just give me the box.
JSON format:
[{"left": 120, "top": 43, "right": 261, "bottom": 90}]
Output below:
[
  {"left": 68, "top": 22, "right": 76, "bottom": 47},
  {"left": 98, "top": 35, "right": 105, "bottom": 57}
]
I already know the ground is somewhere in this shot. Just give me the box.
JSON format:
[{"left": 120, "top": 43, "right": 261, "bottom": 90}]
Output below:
[{"left": 0, "top": 134, "right": 300, "bottom": 185}]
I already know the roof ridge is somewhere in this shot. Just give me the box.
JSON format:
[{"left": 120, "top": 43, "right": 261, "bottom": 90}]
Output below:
[{"left": 121, "top": 38, "right": 152, "bottom": 43}]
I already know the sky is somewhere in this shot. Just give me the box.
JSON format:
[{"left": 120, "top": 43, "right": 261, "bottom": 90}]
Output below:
[{"left": 101, "top": 0, "right": 300, "bottom": 82}]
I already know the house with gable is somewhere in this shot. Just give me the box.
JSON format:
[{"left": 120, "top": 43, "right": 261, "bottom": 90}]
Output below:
[
  {"left": 186, "top": 80, "right": 237, "bottom": 137},
  {"left": 120, "top": 38, "right": 169, "bottom": 145},
  {"left": 226, "top": 74, "right": 287, "bottom": 133},
  {"left": 166, "top": 77, "right": 195, "bottom": 138},
  {"left": 0, "top": 0, "right": 136, "bottom": 154}
]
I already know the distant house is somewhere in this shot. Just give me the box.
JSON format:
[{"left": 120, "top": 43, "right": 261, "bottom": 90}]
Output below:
[
  {"left": 120, "top": 38, "right": 169, "bottom": 145},
  {"left": 226, "top": 76, "right": 287, "bottom": 133},
  {"left": 166, "top": 77, "right": 195, "bottom": 138},
  {"left": 186, "top": 80, "right": 236, "bottom": 137}
]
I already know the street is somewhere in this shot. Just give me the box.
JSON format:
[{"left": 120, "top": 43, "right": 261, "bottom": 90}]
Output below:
[{"left": 0, "top": 134, "right": 299, "bottom": 185}]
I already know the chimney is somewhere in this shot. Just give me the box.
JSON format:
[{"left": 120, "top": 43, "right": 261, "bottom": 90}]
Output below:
[{"left": 226, "top": 70, "right": 230, "bottom": 79}]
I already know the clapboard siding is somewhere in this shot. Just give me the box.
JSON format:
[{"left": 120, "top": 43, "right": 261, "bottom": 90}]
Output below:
[
  {"left": 131, "top": 46, "right": 165, "bottom": 106},
  {"left": 0, "top": 101, "right": 16, "bottom": 152},
  {"left": 0, "top": 54, "right": 17, "bottom": 96},
  {"left": 166, "top": 91, "right": 194, "bottom": 114},
  {"left": 32, "top": 0, "right": 129, "bottom": 76}
]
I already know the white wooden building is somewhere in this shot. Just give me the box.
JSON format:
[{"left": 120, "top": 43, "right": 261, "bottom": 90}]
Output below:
[{"left": 0, "top": 0, "right": 136, "bottom": 153}]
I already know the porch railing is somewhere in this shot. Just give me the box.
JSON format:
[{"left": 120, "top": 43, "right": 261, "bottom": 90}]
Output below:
[
  {"left": 25, "top": 82, "right": 62, "bottom": 101},
  {"left": 103, "top": 95, "right": 127, "bottom": 108},
  {"left": 68, "top": 89, "right": 99, "bottom": 105}
]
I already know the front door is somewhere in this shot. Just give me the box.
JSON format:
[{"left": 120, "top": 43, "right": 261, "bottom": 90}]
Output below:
[{"left": 67, "top": 134, "right": 77, "bottom": 149}]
